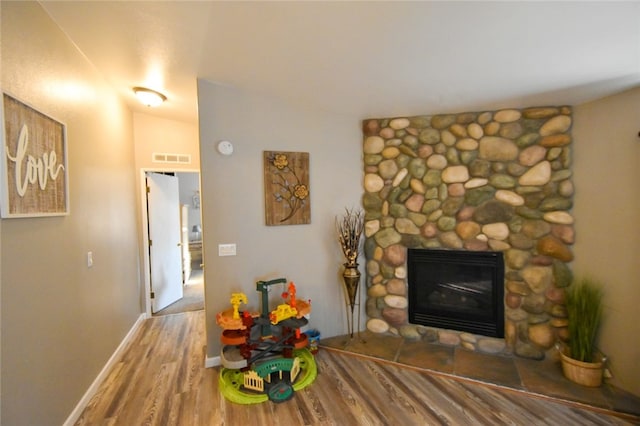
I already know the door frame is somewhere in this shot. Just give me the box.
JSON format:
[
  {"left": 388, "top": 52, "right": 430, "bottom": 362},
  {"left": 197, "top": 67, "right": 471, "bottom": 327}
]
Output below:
[{"left": 139, "top": 167, "right": 201, "bottom": 317}]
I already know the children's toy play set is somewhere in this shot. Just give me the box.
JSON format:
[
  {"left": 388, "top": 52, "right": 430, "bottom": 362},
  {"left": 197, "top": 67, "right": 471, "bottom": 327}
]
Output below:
[{"left": 216, "top": 278, "right": 317, "bottom": 404}]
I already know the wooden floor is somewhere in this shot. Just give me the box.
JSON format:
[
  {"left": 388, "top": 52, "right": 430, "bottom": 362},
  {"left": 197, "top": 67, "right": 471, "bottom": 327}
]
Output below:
[{"left": 75, "top": 310, "right": 636, "bottom": 425}]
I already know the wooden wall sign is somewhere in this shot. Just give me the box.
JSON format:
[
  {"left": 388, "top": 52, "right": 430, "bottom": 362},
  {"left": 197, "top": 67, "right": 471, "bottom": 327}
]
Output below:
[
  {"left": 263, "top": 151, "right": 310, "bottom": 226},
  {"left": 1, "top": 94, "right": 69, "bottom": 218}
]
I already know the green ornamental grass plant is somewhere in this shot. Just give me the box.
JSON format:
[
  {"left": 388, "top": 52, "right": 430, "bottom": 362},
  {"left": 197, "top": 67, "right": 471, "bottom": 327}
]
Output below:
[{"left": 565, "top": 277, "right": 604, "bottom": 363}]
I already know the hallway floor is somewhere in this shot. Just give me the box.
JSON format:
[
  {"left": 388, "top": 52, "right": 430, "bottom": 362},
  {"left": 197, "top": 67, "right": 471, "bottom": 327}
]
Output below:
[{"left": 154, "top": 267, "right": 204, "bottom": 317}]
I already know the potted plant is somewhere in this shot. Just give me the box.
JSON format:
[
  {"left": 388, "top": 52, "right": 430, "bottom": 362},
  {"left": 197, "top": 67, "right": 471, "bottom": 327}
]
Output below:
[{"left": 559, "top": 276, "right": 606, "bottom": 387}]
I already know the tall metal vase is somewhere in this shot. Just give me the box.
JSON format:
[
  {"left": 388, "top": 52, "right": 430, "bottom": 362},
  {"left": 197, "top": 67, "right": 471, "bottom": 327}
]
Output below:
[{"left": 342, "top": 263, "right": 361, "bottom": 337}]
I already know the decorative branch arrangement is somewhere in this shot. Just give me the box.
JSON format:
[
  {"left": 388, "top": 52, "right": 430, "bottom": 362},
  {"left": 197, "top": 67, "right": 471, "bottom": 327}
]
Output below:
[
  {"left": 336, "top": 207, "right": 364, "bottom": 336},
  {"left": 336, "top": 208, "right": 364, "bottom": 267}
]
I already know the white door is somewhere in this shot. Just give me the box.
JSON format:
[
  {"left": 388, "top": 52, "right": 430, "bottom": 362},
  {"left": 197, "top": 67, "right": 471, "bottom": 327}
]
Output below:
[{"left": 147, "top": 172, "right": 183, "bottom": 313}]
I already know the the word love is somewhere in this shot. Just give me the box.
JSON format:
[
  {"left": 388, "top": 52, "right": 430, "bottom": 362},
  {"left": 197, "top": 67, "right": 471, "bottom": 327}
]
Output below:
[{"left": 5, "top": 124, "right": 65, "bottom": 197}]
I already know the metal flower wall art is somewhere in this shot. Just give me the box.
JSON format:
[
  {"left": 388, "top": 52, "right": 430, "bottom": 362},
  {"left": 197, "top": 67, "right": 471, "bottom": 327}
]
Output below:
[{"left": 263, "top": 151, "right": 310, "bottom": 226}]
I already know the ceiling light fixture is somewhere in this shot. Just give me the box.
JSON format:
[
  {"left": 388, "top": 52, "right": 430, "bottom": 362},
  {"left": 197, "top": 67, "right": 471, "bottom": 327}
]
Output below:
[{"left": 133, "top": 86, "right": 167, "bottom": 107}]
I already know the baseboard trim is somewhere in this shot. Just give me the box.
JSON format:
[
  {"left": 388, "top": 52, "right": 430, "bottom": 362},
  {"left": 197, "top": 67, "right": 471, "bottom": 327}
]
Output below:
[
  {"left": 205, "top": 355, "right": 221, "bottom": 368},
  {"left": 63, "top": 313, "right": 146, "bottom": 426}
]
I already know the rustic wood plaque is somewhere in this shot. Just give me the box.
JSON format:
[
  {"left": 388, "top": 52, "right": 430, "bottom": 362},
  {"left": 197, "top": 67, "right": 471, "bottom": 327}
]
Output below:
[
  {"left": 1, "top": 93, "right": 69, "bottom": 217},
  {"left": 263, "top": 151, "right": 310, "bottom": 226}
]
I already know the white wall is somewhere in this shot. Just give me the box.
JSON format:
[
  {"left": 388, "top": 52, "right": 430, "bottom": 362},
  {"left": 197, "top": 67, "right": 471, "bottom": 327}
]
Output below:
[
  {"left": 133, "top": 112, "right": 200, "bottom": 171},
  {"left": 1, "top": 3, "right": 141, "bottom": 424},
  {"left": 573, "top": 86, "right": 640, "bottom": 396},
  {"left": 197, "top": 80, "right": 363, "bottom": 359}
]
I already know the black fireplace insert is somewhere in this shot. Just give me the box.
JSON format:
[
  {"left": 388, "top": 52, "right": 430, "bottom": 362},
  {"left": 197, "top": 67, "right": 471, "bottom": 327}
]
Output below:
[{"left": 407, "top": 248, "right": 505, "bottom": 338}]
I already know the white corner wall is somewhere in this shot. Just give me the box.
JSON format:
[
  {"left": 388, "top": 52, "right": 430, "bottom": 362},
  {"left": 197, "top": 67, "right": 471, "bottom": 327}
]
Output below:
[{"left": 573, "top": 86, "right": 640, "bottom": 396}]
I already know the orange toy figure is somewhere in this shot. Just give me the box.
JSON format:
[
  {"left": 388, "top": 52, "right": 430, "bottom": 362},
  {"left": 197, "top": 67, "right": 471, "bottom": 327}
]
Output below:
[
  {"left": 284, "top": 281, "right": 311, "bottom": 318},
  {"left": 268, "top": 281, "right": 313, "bottom": 324},
  {"left": 295, "top": 300, "right": 311, "bottom": 319},
  {"left": 288, "top": 282, "right": 297, "bottom": 309}
]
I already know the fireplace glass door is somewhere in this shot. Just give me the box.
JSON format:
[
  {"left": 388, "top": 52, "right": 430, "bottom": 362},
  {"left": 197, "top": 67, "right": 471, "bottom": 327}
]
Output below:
[{"left": 407, "top": 248, "right": 505, "bottom": 338}]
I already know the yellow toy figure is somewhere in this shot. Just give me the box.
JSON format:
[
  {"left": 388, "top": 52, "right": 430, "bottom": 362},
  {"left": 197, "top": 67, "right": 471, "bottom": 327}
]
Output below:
[{"left": 230, "top": 293, "right": 248, "bottom": 320}]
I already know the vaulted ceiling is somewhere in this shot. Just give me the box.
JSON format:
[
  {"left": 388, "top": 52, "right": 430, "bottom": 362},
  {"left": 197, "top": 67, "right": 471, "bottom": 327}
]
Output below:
[{"left": 41, "top": 1, "right": 640, "bottom": 123}]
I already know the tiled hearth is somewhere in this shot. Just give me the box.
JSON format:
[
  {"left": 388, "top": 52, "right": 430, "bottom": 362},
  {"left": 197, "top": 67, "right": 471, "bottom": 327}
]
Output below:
[{"left": 320, "top": 331, "right": 640, "bottom": 421}]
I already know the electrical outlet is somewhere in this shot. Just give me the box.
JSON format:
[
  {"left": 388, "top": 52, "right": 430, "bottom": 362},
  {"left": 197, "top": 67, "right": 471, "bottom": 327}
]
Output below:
[
  {"left": 218, "top": 243, "right": 236, "bottom": 256},
  {"left": 87, "top": 251, "right": 94, "bottom": 268}
]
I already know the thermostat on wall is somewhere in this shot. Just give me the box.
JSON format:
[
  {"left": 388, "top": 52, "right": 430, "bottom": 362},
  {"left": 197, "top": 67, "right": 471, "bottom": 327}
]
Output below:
[{"left": 217, "top": 140, "right": 234, "bottom": 156}]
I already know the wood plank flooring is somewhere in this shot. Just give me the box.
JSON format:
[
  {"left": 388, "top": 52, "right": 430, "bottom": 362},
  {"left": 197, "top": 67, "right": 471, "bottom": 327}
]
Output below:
[{"left": 75, "top": 310, "right": 636, "bottom": 425}]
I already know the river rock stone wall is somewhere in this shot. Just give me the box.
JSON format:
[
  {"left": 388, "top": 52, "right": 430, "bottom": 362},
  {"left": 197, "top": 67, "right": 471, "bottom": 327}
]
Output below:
[{"left": 362, "top": 107, "right": 574, "bottom": 360}]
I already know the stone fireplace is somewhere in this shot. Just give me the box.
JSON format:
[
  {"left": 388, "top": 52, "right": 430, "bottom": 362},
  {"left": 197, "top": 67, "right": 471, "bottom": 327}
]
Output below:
[{"left": 362, "top": 107, "right": 575, "bottom": 360}]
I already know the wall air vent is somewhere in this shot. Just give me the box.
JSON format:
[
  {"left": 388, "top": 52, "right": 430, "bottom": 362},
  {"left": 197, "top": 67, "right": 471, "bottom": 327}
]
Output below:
[{"left": 152, "top": 152, "right": 191, "bottom": 164}]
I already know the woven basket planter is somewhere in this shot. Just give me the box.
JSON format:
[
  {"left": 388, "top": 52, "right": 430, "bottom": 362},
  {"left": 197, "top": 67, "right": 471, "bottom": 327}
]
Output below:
[{"left": 560, "top": 348, "right": 604, "bottom": 387}]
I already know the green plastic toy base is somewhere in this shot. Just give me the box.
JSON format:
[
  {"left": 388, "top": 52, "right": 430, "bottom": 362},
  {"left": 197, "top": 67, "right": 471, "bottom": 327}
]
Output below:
[{"left": 218, "top": 348, "right": 317, "bottom": 404}]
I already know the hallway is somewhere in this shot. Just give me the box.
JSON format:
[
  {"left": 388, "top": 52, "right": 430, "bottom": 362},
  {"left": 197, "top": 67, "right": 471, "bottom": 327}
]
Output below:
[{"left": 154, "top": 266, "right": 204, "bottom": 317}]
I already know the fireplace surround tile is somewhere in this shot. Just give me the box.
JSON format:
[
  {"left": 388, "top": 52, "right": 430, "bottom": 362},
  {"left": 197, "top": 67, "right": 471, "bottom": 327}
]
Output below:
[
  {"left": 397, "top": 339, "right": 454, "bottom": 374},
  {"left": 514, "top": 356, "right": 611, "bottom": 408},
  {"left": 323, "top": 331, "right": 402, "bottom": 361},
  {"left": 453, "top": 348, "right": 521, "bottom": 389}
]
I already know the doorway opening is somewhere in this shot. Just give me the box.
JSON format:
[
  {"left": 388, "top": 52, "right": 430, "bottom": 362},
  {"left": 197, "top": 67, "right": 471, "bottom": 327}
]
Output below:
[{"left": 142, "top": 170, "right": 204, "bottom": 317}]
